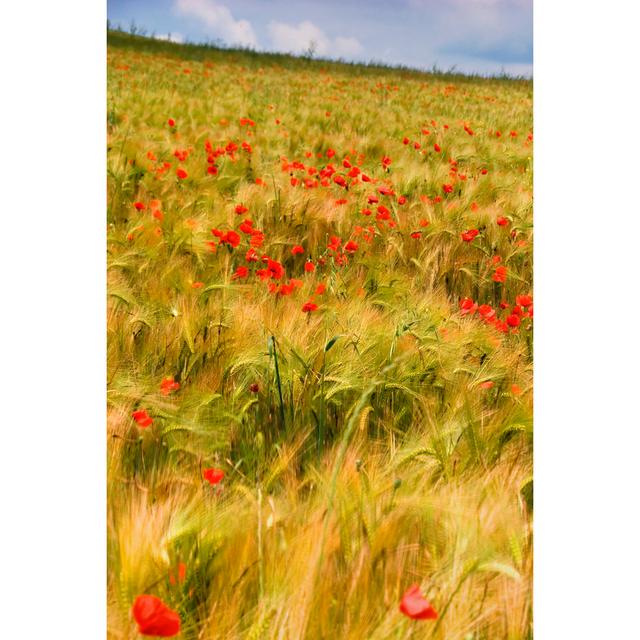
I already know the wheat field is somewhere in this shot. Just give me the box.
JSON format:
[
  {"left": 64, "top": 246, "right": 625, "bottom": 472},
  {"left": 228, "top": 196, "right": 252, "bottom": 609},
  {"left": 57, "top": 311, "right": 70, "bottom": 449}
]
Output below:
[{"left": 107, "top": 30, "right": 533, "bottom": 639}]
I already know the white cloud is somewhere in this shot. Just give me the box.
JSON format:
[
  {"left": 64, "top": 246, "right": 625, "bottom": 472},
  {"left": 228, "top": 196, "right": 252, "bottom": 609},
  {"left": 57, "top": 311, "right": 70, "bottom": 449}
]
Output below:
[
  {"left": 174, "top": 0, "right": 258, "bottom": 48},
  {"left": 155, "top": 33, "right": 184, "bottom": 44},
  {"left": 267, "top": 20, "right": 363, "bottom": 59}
]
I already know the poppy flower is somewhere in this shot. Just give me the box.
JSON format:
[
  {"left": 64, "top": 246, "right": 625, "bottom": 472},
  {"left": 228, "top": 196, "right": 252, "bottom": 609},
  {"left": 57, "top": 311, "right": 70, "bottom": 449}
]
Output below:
[
  {"left": 267, "top": 259, "right": 285, "bottom": 280},
  {"left": 132, "top": 595, "right": 180, "bottom": 637},
  {"left": 478, "top": 304, "right": 495, "bottom": 320},
  {"left": 434, "top": 143, "right": 441, "bottom": 152},
  {"left": 459, "top": 297, "right": 477, "bottom": 315},
  {"left": 399, "top": 584, "right": 438, "bottom": 620},
  {"left": 207, "top": 165, "right": 218, "bottom": 175},
  {"left": 516, "top": 294, "right": 533, "bottom": 308},
  {"left": 511, "top": 383, "right": 522, "bottom": 395},
  {"left": 160, "top": 377, "right": 180, "bottom": 396},
  {"left": 382, "top": 156, "right": 392, "bottom": 167},
  {"left": 239, "top": 220, "right": 253, "bottom": 235},
  {"left": 461, "top": 229, "right": 479, "bottom": 243},
  {"left": 291, "top": 245, "right": 304, "bottom": 256},
  {"left": 397, "top": 195, "right": 407, "bottom": 205},
  {"left": 191, "top": 282, "right": 204, "bottom": 289},
  {"left": 302, "top": 301, "right": 318, "bottom": 313},
  {"left": 442, "top": 184, "right": 454, "bottom": 194},
  {"left": 493, "top": 266, "right": 508, "bottom": 283},
  {"left": 232, "top": 266, "right": 249, "bottom": 280},
  {"left": 176, "top": 168, "right": 188, "bottom": 180},
  {"left": 402, "top": 136, "right": 410, "bottom": 145},
  {"left": 304, "top": 261, "right": 315, "bottom": 273},
  {"left": 235, "top": 204, "right": 248, "bottom": 215},
  {"left": 507, "top": 313, "right": 521, "bottom": 327},
  {"left": 249, "top": 383, "right": 260, "bottom": 393},
  {"left": 132, "top": 409, "right": 153, "bottom": 428},
  {"left": 134, "top": 201, "right": 145, "bottom": 211},
  {"left": 220, "top": 231, "right": 241, "bottom": 248},
  {"left": 497, "top": 216, "right": 509, "bottom": 226},
  {"left": 167, "top": 118, "right": 176, "bottom": 128},
  {"left": 479, "top": 380, "right": 495, "bottom": 389},
  {"left": 203, "top": 468, "right": 225, "bottom": 485}
]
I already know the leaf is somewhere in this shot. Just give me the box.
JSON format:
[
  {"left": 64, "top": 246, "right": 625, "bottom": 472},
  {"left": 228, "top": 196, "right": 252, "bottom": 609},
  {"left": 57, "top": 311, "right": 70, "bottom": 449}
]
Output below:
[
  {"left": 477, "top": 561, "right": 521, "bottom": 581},
  {"left": 324, "top": 335, "right": 341, "bottom": 352},
  {"left": 109, "top": 289, "right": 136, "bottom": 306}
]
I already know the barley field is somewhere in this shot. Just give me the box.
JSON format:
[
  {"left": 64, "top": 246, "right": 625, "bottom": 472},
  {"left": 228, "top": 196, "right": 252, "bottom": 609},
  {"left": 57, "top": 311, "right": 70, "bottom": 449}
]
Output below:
[{"left": 107, "top": 30, "right": 533, "bottom": 640}]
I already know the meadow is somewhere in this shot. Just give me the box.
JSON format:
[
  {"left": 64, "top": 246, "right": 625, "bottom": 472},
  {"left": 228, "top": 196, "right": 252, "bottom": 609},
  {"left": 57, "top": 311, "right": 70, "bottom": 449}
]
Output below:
[{"left": 107, "top": 30, "right": 533, "bottom": 639}]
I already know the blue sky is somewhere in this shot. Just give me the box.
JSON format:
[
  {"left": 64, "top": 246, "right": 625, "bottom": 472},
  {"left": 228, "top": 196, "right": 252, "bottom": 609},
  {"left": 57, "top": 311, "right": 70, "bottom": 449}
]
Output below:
[{"left": 108, "top": 0, "right": 532, "bottom": 77}]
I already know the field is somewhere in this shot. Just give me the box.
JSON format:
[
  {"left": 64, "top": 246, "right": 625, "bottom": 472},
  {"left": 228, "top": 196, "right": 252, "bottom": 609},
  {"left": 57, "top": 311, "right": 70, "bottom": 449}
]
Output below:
[{"left": 107, "top": 30, "right": 533, "bottom": 640}]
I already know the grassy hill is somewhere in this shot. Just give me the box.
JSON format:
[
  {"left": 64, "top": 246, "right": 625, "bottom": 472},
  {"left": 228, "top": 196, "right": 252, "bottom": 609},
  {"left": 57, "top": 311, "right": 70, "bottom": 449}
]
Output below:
[{"left": 107, "top": 30, "right": 533, "bottom": 639}]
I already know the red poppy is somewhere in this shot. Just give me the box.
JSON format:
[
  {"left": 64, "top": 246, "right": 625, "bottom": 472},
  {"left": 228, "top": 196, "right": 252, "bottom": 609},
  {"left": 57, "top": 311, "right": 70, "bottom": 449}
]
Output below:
[
  {"left": 304, "top": 261, "right": 315, "bottom": 273},
  {"left": 516, "top": 294, "right": 533, "bottom": 308},
  {"left": 399, "top": 584, "right": 438, "bottom": 620},
  {"left": 132, "top": 595, "right": 180, "bottom": 637},
  {"left": 479, "top": 380, "right": 495, "bottom": 389},
  {"left": 403, "top": 136, "right": 410, "bottom": 145},
  {"left": 461, "top": 229, "right": 479, "bottom": 242},
  {"left": 239, "top": 220, "right": 254, "bottom": 235},
  {"left": 207, "top": 165, "right": 218, "bottom": 175},
  {"left": 397, "top": 195, "right": 407, "bottom": 205},
  {"left": 160, "top": 377, "right": 180, "bottom": 396},
  {"left": 291, "top": 245, "right": 304, "bottom": 256},
  {"left": 507, "top": 313, "right": 521, "bottom": 327},
  {"left": 382, "top": 155, "right": 392, "bottom": 167},
  {"left": 493, "top": 266, "right": 508, "bottom": 283},
  {"left": 442, "top": 183, "right": 454, "bottom": 194},
  {"left": 191, "top": 282, "right": 204, "bottom": 289},
  {"left": 232, "top": 266, "right": 249, "bottom": 280},
  {"left": 497, "top": 216, "right": 509, "bottom": 226},
  {"left": 478, "top": 304, "right": 495, "bottom": 320},
  {"left": 459, "top": 297, "right": 478, "bottom": 315},
  {"left": 134, "top": 202, "right": 145, "bottom": 211},
  {"left": 410, "top": 232, "right": 421, "bottom": 239},
  {"left": 220, "top": 231, "right": 241, "bottom": 248},
  {"left": 511, "top": 383, "right": 522, "bottom": 395},
  {"left": 302, "top": 301, "right": 318, "bottom": 313},
  {"left": 267, "top": 259, "right": 285, "bottom": 280},
  {"left": 203, "top": 468, "right": 225, "bottom": 485},
  {"left": 132, "top": 409, "right": 153, "bottom": 428},
  {"left": 434, "top": 143, "right": 441, "bottom": 152},
  {"left": 176, "top": 168, "right": 188, "bottom": 180},
  {"left": 235, "top": 204, "right": 248, "bottom": 215},
  {"left": 167, "top": 118, "right": 176, "bottom": 127}
]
